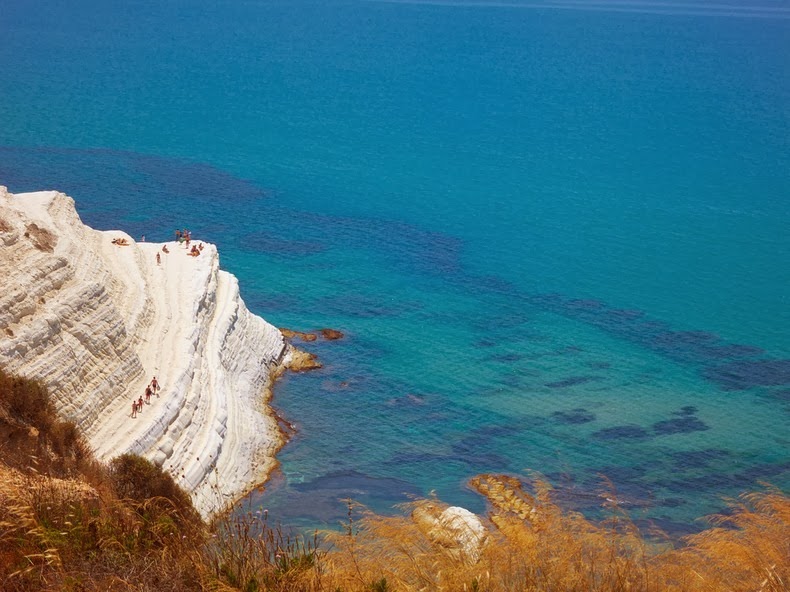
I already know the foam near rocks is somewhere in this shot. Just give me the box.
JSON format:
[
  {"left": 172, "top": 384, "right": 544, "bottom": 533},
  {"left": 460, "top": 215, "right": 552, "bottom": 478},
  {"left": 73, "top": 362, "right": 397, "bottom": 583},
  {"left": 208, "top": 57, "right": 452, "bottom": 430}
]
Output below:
[{"left": 0, "top": 186, "right": 296, "bottom": 516}]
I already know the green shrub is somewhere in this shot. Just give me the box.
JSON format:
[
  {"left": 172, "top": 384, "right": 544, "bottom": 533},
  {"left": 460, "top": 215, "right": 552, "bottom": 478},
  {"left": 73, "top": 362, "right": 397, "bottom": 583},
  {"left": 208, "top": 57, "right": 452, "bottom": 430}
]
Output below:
[
  {"left": 0, "top": 367, "right": 52, "bottom": 427},
  {"left": 0, "top": 367, "right": 93, "bottom": 476},
  {"left": 108, "top": 453, "right": 201, "bottom": 526}
]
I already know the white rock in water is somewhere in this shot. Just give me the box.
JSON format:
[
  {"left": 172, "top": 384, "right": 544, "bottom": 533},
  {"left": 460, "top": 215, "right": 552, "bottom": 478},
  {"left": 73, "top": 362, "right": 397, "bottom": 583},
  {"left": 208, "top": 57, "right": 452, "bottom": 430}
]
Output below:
[
  {"left": 0, "top": 186, "right": 294, "bottom": 517},
  {"left": 439, "top": 506, "right": 487, "bottom": 562},
  {"left": 412, "top": 501, "right": 487, "bottom": 564}
]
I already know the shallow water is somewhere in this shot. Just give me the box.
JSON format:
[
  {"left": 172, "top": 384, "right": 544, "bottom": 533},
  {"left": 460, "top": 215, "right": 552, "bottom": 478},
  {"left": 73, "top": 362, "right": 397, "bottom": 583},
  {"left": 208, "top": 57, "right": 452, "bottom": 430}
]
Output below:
[{"left": 1, "top": 0, "right": 788, "bottom": 534}]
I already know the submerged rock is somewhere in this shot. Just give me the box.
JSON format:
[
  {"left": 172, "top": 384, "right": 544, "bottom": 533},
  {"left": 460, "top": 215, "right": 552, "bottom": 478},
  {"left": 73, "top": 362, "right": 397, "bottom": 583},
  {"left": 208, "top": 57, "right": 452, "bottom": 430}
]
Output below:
[
  {"left": 319, "top": 328, "right": 344, "bottom": 340},
  {"left": 286, "top": 348, "right": 322, "bottom": 372},
  {"left": 280, "top": 327, "right": 344, "bottom": 341},
  {"left": 279, "top": 328, "right": 318, "bottom": 342}
]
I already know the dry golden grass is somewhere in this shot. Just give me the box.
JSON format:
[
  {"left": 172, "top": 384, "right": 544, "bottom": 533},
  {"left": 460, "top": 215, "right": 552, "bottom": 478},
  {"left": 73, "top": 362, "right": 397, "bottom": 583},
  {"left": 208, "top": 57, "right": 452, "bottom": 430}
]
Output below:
[
  {"left": 1, "top": 368, "right": 787, "bottom": 591},
  {"left": 1, "top": 463, "right": 788, "bottom": 591},
  {"left": 0, "top": 462, "right": 205, "bottom": 592},
  {"left": 662, "top": 487, "right": 790, "bottom": 592},
  {"left": 317, "top": 475, "right": 789, "bottom": 592}
]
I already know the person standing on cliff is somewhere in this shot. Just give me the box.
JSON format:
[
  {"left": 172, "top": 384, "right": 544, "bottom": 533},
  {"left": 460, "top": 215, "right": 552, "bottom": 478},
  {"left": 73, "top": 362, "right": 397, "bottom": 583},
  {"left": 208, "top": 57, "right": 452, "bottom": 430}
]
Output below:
[
  {"left": 151, "top": 376, "right": 159, "bottom": 394},
  {"left": 137, "top": 396, "right": 144, "bottom": 413},
  {"left": 131, "top": 400, "right": 137, "bottom": 418}
]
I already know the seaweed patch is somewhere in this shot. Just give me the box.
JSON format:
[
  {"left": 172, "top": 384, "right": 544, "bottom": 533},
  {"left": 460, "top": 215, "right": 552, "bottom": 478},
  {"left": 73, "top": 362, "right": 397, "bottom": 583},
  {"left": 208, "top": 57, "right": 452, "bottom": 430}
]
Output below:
[
  {"left": 653, "top": 415, "right": 709, "bottom": 435},
  {"left": 593, "top": 425, "right": 651, "bottom": 440},
  {"left": 546, "top": 375, "right": 602, "bottom": 389},
  {"left": 552, "top": 408, "right": 596, "bottom": 424},
  {"left": 670, "top": 449, "right": 731, "bottom": 469},
  {"left": 703, "top": 359, "right": 790, "bottom": 390}
]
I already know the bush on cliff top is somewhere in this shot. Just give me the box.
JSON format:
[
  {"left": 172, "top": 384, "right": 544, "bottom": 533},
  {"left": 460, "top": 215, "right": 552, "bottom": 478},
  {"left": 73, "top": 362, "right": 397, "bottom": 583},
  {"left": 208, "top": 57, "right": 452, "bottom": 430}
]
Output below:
[{"left": 109, "top": 453, "right": 201, "bottom": 527}]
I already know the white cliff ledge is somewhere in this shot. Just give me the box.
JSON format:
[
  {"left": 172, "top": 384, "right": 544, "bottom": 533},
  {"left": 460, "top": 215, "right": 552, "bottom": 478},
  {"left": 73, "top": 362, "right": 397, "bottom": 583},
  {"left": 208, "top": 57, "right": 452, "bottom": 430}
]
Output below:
[{"left": 0, "top": 186, "right": 296, "bottom": 516}]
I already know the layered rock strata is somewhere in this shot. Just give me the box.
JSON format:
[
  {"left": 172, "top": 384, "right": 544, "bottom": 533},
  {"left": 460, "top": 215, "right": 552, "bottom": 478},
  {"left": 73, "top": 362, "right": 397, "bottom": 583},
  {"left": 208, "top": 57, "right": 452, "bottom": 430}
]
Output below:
[{"left": 0, "top": 186, "right": 294, "bottom": 516}]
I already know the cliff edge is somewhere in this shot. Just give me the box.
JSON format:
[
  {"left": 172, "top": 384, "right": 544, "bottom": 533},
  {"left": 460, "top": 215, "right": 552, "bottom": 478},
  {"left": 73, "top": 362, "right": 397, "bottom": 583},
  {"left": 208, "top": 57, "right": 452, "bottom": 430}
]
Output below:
[{"left": 0, "top": 186, "right": 293, "bottom": 516}]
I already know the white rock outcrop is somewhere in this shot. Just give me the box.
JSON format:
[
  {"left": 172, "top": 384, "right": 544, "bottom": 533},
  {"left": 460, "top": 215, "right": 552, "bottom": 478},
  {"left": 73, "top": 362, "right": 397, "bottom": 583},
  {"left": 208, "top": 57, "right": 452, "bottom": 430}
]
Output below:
[
  {"left": 0, "top": 186, "right": 293, "bottom": 516},
  {"left": 412, "top": 501, "right": 488, "bottom": 564}
]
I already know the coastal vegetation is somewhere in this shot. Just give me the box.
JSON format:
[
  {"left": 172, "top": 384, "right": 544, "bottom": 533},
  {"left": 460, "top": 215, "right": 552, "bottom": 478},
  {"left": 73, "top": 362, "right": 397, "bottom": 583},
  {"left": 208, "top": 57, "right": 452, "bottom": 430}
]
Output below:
[{"left": 1, "top": 368, "right": 787, "bottom": 591}]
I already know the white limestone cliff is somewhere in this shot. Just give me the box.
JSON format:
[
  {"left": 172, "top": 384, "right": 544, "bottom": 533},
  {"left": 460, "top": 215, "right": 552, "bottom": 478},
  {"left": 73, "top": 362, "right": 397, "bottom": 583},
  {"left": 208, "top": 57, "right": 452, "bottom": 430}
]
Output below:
[{"left": 0, "top": 186, "right": 294, "bottom": 516}]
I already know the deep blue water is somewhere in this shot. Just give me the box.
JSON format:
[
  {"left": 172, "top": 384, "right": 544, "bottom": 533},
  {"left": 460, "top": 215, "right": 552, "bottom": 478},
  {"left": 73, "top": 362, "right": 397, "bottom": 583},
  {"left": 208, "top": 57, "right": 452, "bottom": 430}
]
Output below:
[{"left": 1, "top": 0, "right": 789, "bottom": 534}]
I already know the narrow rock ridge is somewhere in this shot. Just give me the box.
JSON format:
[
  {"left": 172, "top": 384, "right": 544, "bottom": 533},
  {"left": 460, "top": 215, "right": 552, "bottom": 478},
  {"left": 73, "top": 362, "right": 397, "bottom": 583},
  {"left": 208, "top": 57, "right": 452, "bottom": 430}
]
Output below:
[{"left": 0, "top": 186, "right": 295, "bottom": 516}]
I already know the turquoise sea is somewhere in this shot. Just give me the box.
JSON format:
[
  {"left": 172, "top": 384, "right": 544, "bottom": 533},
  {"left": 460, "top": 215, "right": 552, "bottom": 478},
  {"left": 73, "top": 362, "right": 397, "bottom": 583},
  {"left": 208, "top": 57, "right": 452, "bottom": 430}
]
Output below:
[{"left": 1, "top": 0, "right": 789, "bottom": 535}]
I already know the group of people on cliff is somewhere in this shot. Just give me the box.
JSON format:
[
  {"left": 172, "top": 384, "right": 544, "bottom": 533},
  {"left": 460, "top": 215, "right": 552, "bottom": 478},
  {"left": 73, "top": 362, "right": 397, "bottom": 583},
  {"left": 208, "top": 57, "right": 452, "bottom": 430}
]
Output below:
[
  {"left": 111, "top": 230, "right": 207, "bottom": 265},
  {"left": 131, "top": 376, "right": 160, "bottom": 418},
  {"left": 175, "top": 229, "right": 191, "bottom": 246},
  {"left": 175, "top": 229, "right": 204, "bottom": 257},
  {"left": 152, "top": 231, "right": 203, "bottom": 265}
]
